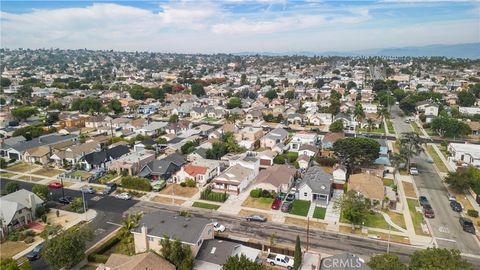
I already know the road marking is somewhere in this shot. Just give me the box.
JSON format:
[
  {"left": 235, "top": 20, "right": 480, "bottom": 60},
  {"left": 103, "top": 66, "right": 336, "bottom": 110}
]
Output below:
[
  {"left": 106, "top": 221, "right": 122, "bottom": 226},
  {"left": 91, "top": 196, "right": 102, "bottom": 201},
  {"left": 439, "top": 225, "right": 449, "bottom": 233},
  {"left": 434, "top": 237, "right": 456, "bottom": 243}
]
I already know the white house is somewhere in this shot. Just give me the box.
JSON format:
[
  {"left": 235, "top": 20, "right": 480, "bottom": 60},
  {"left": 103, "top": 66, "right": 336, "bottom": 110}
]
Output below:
[
  {"left": 447, "top": 143, "right": 480, "bottom": 167},
  {"left": 459, "top": 107, "right": 480, "bottom": 116},
  {"left": 288, "top": 132, "right": 318, "bottom": 152},
  {"left": 296, "top": 166, "right": 333, "bottom": 206},
  {"left": 361, "top": 103, "right": 378, "bottom": 114},
  {"left": 332, "top": 164, "right": 347, "bottom": 189}
]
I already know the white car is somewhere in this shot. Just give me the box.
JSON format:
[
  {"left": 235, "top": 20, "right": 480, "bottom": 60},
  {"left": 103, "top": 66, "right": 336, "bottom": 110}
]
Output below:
[
  {"left": 213, "top": 222, "right": 225, "bottom": 232},
  {"left": 115, "top": 192, "right": 132, "bottom": 200}
]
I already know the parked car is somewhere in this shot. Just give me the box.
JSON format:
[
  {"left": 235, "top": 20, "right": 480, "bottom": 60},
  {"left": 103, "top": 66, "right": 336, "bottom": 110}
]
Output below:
[
  {"left": 423, "top": 205, "right": 435, "bottom": 218},
  {"left": 271, "top": 197, "right": 282, "bottom": 210},
  {"left": 409, "top": 167, "right": 419, "bottom": 175},
  {"left": 115, "top": 192, "right": 132, "bottom": 200},
  {"left": 151, "top": 180, "right": 166, "bottom": 191},
  {"left": 26, "top": 243, "right": 44, "bottom": 261},
  {"left": 278, "top": 192, "right": 286, "bottom": 200},
  {"left": 459, "top": 217, "right": 476, "bottom": 234},
  {"left": 447, "top": 192, "right": 456, "bottom": 202},
  {"left": 102, "top": 182, "right": 117, "bottom": 195},
  {"left": 285, "top": 193, "right": 295, "bottom": 202},
  {"left": 246, "top": 215, "right": 267, "bottom": 222},
  {"left": 58, "top": 196, "right": 73, "bottom": 204},
  {"left": 450, "top": 201, "right": 462, "bottom": 212},
  {"left": 281, "top": 202, "right": 292, "bottom": 213},
  {"left": 426, "top": 157, "right": 434, "bottom": 163},
  {"left": 266, "top": 253, "right": 294, "bottom": 269},
  {"left": 419, "top": 196, "right": 430, "bottom": 207},
  {"left": 48, "top": 182, "right": 63, "bottom": 189},
  {"left": 213, "top": 222, "right": 225, "bottom": 232},
  {"left": 80, "top": 185, "right": 95, "bottom": 194}
]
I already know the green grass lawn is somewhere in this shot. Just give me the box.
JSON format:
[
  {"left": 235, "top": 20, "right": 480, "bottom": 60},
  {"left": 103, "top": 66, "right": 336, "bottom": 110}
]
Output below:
[
  {"left": 407, "top": 198, "right": 428, "bottom": 235},
  {"left": 357, "top": 127, "right": 385, "bottom": 134},
  {"left": 387, "top": 120, "right": 395, "bottom": 134},
  {"left": 68, "top": 170, "right": 93, "bottom": 179},
  {"left": 202, "top": 117, "right": 219, "bottom": 123},
  {"left": 98, "top": 172, "right": 117, "bottom": 184},
  {"left": 313, "top": 207, "right": 326, "bottom": 219},
  {"left": 364, "top": 212, "right": 390, "bottom": 230},
  {"left": 410, "top": 122, "right": 421, "bottom": 135},
  {"left": 192, "top": 201, "right": 221, "bottom": 210},
  {"left": 383, "top": 178, "right": 394, "bottom": 187},
  {"left": 0, "top": 172, "right": 17, "bottom": 178},
  {"left": 285, "top": 151, "right": 299, "bottom": 161},
  {"left": 426, "top": 145, "right": 448, "bottom": 173},
  {"left": 424, "top": 127, "right": 437, "bottom": 136},
  {"left": 290, "top": 200, "right": 311, "bottom": 216}
]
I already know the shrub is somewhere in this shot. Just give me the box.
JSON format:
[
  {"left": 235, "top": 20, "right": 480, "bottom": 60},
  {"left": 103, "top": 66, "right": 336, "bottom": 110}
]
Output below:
[
  {"left": 467, "top": 209, "right": 479, "bottom": 218},
  {"left": 8, "top": 233, "right": 18, "bottom": 241},
  {"left": 185, "top": 178, "right": 196, "bottom": 187},
  {"left": 87, "top": 254, "right": 109, "bottom": 263},
  {"left": 36, "top": 205, "right": 46, "bottom": 217},
  {"left": 24, "top": 236, "right": 34, "bottom": 244},
  {"left": 200, "top": 187, "right": 229, "bottom": 202},
  {"left": 41, "top": 214, "right": 47, "bottom": 223},
  {"left": 250, "top": 188, "right": 262, "bottom": 198},
  {"left": 121, "top": 176, "right": 151, "bottom": 191},
  {"left": 180, "top": 182, "right": 187, "bottom": 187}
]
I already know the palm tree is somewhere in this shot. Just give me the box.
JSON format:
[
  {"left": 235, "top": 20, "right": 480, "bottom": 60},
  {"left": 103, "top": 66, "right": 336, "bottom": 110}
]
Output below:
[
  {"left": 366, "top": 118, "right": 374, "bottom": 132},
  {"left": 400, "top": 132, "right": 424, "bottom": 171},
  {"left": 119, "top": 212, "right": 143, "bottom": 255},
  {"left": 225, "top": 112, "right": 239, "bottom": 124},
  {"left": 390, "top": 152, "right": 406, "bottom": 174},
  {"left": 377, "top": 107, "right": 390, "bottom": 120}
]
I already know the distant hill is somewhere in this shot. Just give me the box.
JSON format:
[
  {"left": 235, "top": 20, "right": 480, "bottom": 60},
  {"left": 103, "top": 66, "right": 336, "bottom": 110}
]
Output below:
[{"left": 234, "top": 43, "right": 480, "bottom": 59}]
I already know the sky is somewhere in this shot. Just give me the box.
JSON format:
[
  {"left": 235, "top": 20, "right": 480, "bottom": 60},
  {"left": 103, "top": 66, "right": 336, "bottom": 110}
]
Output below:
[{"left": 1, "top": 0, "right": 479, "bottom": 53}]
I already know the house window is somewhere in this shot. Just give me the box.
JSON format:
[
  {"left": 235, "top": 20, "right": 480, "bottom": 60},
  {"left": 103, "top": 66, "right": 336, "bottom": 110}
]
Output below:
[
  {"left": 148, "top": 236, "right": 155, "bottom": 242},
  {"left": 197, "top": 239, "right": 203, "bottom": 246},
  {"left": 304, "top": 192, "right": 308, "bottom": 197}
]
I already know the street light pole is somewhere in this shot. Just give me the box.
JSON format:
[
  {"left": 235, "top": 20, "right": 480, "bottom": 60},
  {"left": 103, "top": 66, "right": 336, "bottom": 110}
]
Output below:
[
  {"left": 82, "top": 191, "right": 88, "bottom": 221},
  {"left": 387, "top": 223, "right": 391, "bottom": 254}
]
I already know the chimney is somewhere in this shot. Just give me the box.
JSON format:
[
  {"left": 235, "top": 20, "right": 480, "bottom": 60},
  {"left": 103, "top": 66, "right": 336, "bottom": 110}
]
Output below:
[
  {"left": 28, "top": 193, "right": 37, "bottom": 218},
  {"left": 141, "top": 224, "right": 149, "bottom": 251}
]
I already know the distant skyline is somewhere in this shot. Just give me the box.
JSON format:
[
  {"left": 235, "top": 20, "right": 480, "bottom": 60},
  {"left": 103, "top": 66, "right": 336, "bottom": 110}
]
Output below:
[{"left": 1, "top": 1, "right": 479, "bottom": 53}]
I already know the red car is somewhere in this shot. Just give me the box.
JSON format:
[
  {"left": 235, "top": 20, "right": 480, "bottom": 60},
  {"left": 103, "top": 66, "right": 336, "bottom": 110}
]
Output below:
[
  {"left": 423, "top": 205, "right": 435, "bottom": 218},
  {"left": 271, "top": 197, "right": 282, "bottom": 210},
  {"left": 48, "top": 182, "right": 63, "bottom": 189}
]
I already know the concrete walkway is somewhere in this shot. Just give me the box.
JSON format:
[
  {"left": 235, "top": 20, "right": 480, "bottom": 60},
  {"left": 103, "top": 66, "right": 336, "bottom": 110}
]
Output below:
[{"left": 376, "top": 211, "right": 408, "bottom": 233}]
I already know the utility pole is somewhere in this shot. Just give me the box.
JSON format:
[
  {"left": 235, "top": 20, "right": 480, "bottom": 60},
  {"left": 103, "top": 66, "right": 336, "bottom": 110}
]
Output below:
[
  {"left": 82, "top": 191, "right": 88, "bottom": 221},
  {"left": 306, "top": 217, "right": 310, "bottom": 251},
  {"left": 387, "top": 223, "right": 391, "bottom": 254}
]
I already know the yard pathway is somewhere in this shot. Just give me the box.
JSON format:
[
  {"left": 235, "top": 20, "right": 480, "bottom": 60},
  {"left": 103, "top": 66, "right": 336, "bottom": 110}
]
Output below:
[{"left": 376, "top": 211, "right": 407, "bottom": 233}]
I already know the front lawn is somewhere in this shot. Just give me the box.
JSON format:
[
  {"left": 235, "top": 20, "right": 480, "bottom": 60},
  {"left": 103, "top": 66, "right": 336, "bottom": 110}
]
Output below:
[
  {"left": 7, "top": 162, "right": 38, "bottom": 173},
  {"left": 160, "top": 184, "right": 199, "bottom": 198},
  {"left": 426, "top": 145, "right": 448, "bottom": 173},
  {"left": 364, "top": 212, "right": 390, "bottom": 230},
  {"left": 313, "top": 207, "right": 326, "bottom": 219},
  {"left": 192, "top": 201, "right": 221, "bottom": 210},
  {"left": 357, "top": 127, "right": 385, "bottom": 134},
  {"left": 290, "top": 200, "right": 311, "bottom": 216},
  {"left": 242, "top": 197, "right": 274, "bottom": 210},
  {"left": 387, "top": 120, "right": 395, "bottom": 134},
  {"left": 387, "top": 211, "right": 406, "bottom": 229},
  {"left": 383, "top": 178, "right": 394, "bottom": 187},
  {"left": 402, "top": 181, "right": 417, "bottom": 198},
  {"left": 98, "top": 172, "right": 117, "bottom": 184},
  {"left": 0, "top": 240, "right": 30, "bottom": 258},
  {"left": 35, "top": 168, "right": 63, "bottom": 177},
  {"left": 407, "top": 198, "right": 428, "bottom": 236},
  {"left": 68, "top": 170, "right": 93, "bottom": 180},
  {"left": 202, "top": 117, "right": 219, "bottom": 123},
  {"left": 410, "top": 122, "right": 421, "bottom": 135},
  {"left": 0, "top": 172, "right": 17, "bottom": 178}
]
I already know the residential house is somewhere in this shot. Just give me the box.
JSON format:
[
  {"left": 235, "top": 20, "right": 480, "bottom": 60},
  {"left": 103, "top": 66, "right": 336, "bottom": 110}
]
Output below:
[
  {"left": 321, "top": 132, "right": 345, "bottom": 150},
  {"left": 287, "top": 113, "right": 304, "bottom": 125},
  {"left": 132, "top": 210, "right": 214, "bottom": 257},
  {"left": 334, "top": 113, "right": 356, "bottom": 131},
  {"left": 137, "top": 121, "right": 168, "bottom": 136},
  {"left": 359, "top": 113, "right": 383, "bottom": 130},
  {"left": 191, "top": 107, "right": 206, "bottom": 119},
  {"left": 50, "top": 141, "right": 101, "bottom": 168},
  {"left": 447, "top": 143, "right": 480, "bottom": 167},
  {"left": 0, "top": 189, "right": 44, "bottom": 237},
  {"left": 85, "top": 115, "right": 112, "bottom": 129},
  {"left": 459, "top": 107, "right": 480, "bottom": 116},
  {"left": 235, "top": 127, "right": 264, "bottom": 150},
  {"left": 23, "top": 146, "right": 50, "bottom": 165},
  {"left": 138, "top": 153, "right": 187, "bottom": 180},
  {"left": 467, "top": 122, "right": 480, "bottom": 136},
  {"left": 165, "top": 120, "right": 192, "bottom": 135},
  {"left": 4, "top": 133, "right": 78, "bottom": 161},
  {"left": 256, "top": 150, "right": 278, "bottom": 168},
  {"left": 298, "top": 144, "right": 319, "bottom": 157},
  {"left": 296, "top": 166, "right": 333, "bottom": 205},
  {"left": 361, "top": 103, "right": 378, "bottom": 114},
  {"left": 297, "top": 155, "right": 310, "bottom": 170},
  {"left": 348, "top": 172, "right": 385, "bottom": 205},
  {"left": 109, "top": 150, "right": 156, "bottom": 176},
  {"left": 260, "top": 128, "right": 288, "bottom": 149},
  {"left": 332, "top": 164, "right": 347, "bottom": 189},
  {"left": 308, "top": 113, "right": 333, "bottom": 126},
  {"left": 211, "top": 156, "right": 259, "bottom": 194},
  {"left": 251, "top": 164, "right": 296, "bottom": 193},
  {"left": 102, "top": 252, "right": 175, "bottom": 270},
  {"left": 415, "top": 101, "right": 439, "bottom": 118},
  {"left": 80, "top": 145, "right": 130, "bottom": 171},
  {"left": 173, "top": 159, "right": 221, "bottom": 186},
  {"left": 288, "top": 132, "right": 318, "bottom": 152},
  {"left": 245, "top": 110, "right": 263, "bottom": 122},
  {"left": 195, "top": 239, "right": 261, "bottom": 270}
]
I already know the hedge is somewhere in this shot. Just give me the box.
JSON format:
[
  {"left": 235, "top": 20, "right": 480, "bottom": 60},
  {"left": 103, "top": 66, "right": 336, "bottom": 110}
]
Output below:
[
  {"left": 201, "top": 187, "right": 228, "bottom": 202},
  {"left": 467, "top": 209, "right": 479, "bottom": 218},
  {"left": 87, "top": 254, "right": 109, "bottom": 263},
  {"left": 121, "top": 176, "right": 152, "bottom": 191},
  {"left": 249, "top": 188, "right": 275, "bottom": 198}
]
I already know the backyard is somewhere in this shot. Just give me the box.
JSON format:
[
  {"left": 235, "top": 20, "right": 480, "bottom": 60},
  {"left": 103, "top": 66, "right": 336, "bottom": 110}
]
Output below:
[
  {"left": 159, "top": 184, "right": 198, "bottom": 198},
  {"left": 290, "top": 200, "right": 311, "bottom": 216},
  {"left": 242, "top": 197, "right": 274, "bottom": 210},
  {"left": 192, "top": 201, "right": 221, "bottom": 210}
]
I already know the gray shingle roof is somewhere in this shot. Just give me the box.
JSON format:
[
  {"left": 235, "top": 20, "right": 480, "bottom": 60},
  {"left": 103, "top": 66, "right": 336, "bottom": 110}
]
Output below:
[
  {"left": 299, "top": 165, "right": 332, "bottom": 195},
  {"left": 10, "top": 133, "right": 78, "bottom": 152},
  {"left": 133, "top": 210, "right": 212, "bottom": 244}
]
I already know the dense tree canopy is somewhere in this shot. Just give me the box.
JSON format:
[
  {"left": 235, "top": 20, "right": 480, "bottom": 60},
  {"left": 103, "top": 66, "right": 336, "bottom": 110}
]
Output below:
[
  {"left": 329, "top": 120, "right": 344, "bottom": 132},
  {"left": 11, "top": 106, "right": 38, "bottom": 121},
  {"left": 367, "top": 254, "right": 407, "bottom": 270},
  {"left": 335, "top": 190, "right": 370, "bottom": 226},
  {"left": 265, "top": 89, "right": 278, "bottom": 100},
  {"left": 457, "top": 90, "right": 476, "bottom": 107},
  {"left": 71, "top": 97, "right": 103, "bottom": 113},
  {"left": 222, "top": 254, "right": 264, "bottom": 270},
  {"left": 430, "top": 116, "right": 471, "bottom": 138},
  {"left": 227, "top": 97, "right": 242, "bottom": 109},
  {"left": 108, "top": 99, "right": 123, "bottom": 114},
  {"left": 333, "top": 137, "right": 380, "bottom": 172},
  {"left": 191, "top": 83, "right": 206, "bottom": 97},
  {"left": 409, "top": 248, "right": 471, "bottom": 270}
]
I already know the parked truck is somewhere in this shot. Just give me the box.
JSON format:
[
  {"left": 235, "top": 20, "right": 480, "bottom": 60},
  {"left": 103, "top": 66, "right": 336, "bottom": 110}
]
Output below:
[{"left": 266, "top": 253, "right": 294, "bottom": 269}]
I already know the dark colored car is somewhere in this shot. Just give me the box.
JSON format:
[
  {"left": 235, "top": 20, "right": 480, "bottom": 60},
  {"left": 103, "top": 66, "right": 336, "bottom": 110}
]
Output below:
[
  {"left": 285, "top": 193, "right": 295, "bottom": 202},
  {"left": 271, "top": 197, "right": 282, "bottom": 210},
  {"left": 102, "top": 182, "right": 117, "bottom": 195},
  {"left": 419, "top": 196, "right": 429, "bottom": 207},
  {"left": 450, "top": 201, "right": 462, "bottom": 212},
  {"left": 278, "top": 192, "right": 286, "bottom": 201},
  {"left": 246, "top": 215, "right": 267, "bottom": 222},
  {"left": 58, "top": 196, "right": 73, "bottom": 204},
  {"left": 460, "top": 217, "right": 476, "bottom": 234},
  {"left": 281, "top": 202, "right": 292, "bottom": 213},
  {"left": 423, "top": 205, "right": 435, "bottom": 218},
  {"left": 26, "top": 243, "right": 44, "bottom": 261}
]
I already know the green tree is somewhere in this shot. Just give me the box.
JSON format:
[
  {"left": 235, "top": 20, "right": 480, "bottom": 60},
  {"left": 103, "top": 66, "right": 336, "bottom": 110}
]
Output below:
[
  {"left": 347, "top": 81, "right": 357, "bottom": 90},
  {"left": 367, "top": 254, "right": 407, "bottom": 270},
  {"left": 240, "top": 74, "right": 248, "bottom": 85},
  {"left": 445, "top": 167, "right": 480, "bottom": 193},
  {"left": 68, "top": 197, "right": 85, "bottom": 213},
  {"left": 458, "top": 90, "right": 476, "bottom": 107},
  {"left": 191, "top": 83, "right": 205, "bottom": 97},
  {"left": 430, "top": 116, "right": 472, "bottom": 138},
  {"left": 265, "top": 89, "right": 278, "bottom": 100},
  {"left": 6, "top": 182, "right": 19, "bottom": 194},
  {"left": 354, "top": 102, "right": 365, "bottom": 120},
  {"left": 34, "top": 98, "right": 51, "bottom": 108},
  {"left": 0, "top": 77, "right": 12, "bottom": 87},
  {"left": 333, "top": 137, "right": 380, "bottom": 172},
  {"left": 335, "top": 190, "right": 369, "bottom": 226},
  {"left": 399, "top": 132, "right": 423, "bottom": 171},
  {"left": 293, "top": 235, "right": 302, "bottom": 270},
  {"left": 45, "top": 112, "right": 59, "bottom": 126},
  {"left": 32, "top": 184, "right": 49, "bottom": 200},
  {"left": 222, "top": 254, "right": 265, "bottom": 270},
  {"left": 108, "top": 99, "right": 123, "bottom": 114},
  {"left": 329, "top": 120, "right": 344, "bottom": 132},
  {"left": 392, "top": 88, "right": 406, "bottom": 102},
  {"left": 227, "top": 97, "right": 242, "bottom": 109},
  {"left": 285, "top": 90, "right": 295, "bottom": 100},
  {"left": 15, "top": 85, "right": 32, "bottom": 99},
  {"left": 160, "top": 237, "right": 194, "bottom": 270},
  {"left": 119, "top": 213, "right": 142, "bottom": 255},
  {"left": 181, "top": 140, "right": 198, "bottom": 155},
  {"left": 11, "top": 106, "right": 38, "bottom": 121},
  {"left": 71, "top": 97, "right": 103, "bottom": 113},
  {"left": 206, "top": 142, "right": 229, "bottom": 160},
  {"left": 313, "top": 78, "right": 325, "bottom": 88},
  {"left": 409, "top": 248, "right": 471, "bottom": 270},
  {"left": 0, "top": 257, "right": 31, "bottom": 270},
  {"left": 169, "top": 114, "right": 179, "bottom": 123},
  {"left": 42, "top": 225, "right": 93, "bottom": 270}
]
